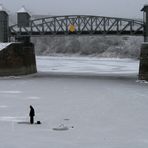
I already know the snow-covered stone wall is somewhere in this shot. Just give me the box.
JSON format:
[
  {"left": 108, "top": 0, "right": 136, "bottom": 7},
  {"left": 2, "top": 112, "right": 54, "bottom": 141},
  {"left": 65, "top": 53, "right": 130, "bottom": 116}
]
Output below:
[{"left": 0, "top": 42, "right": 37, "bottom": 76}]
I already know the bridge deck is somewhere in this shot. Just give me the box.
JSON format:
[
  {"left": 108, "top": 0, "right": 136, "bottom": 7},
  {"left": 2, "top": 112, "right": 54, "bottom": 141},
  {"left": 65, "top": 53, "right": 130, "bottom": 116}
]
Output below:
[{"left": 10, "top": 31, "right": 143, "bottom": 36}]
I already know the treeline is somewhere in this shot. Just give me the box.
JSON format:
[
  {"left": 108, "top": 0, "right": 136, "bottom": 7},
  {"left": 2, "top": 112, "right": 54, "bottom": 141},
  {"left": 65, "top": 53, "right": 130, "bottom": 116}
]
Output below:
[{"left": 31, "top": 36, "right": 142, "bottom": 58}]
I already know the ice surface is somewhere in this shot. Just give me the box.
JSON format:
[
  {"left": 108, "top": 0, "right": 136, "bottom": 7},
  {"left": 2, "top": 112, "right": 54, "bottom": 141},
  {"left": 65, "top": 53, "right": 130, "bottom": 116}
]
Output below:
[
  {"left": 36, "top": 56, "right": 139, "bottom": 76},
  {"left": 0, "top": 56, "right": 148, "bottom": 148}
]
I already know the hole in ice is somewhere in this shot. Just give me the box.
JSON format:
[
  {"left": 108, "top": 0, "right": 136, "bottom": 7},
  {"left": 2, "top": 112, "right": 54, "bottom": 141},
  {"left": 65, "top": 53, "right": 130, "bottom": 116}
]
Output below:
[
  {"left": 17, "top": 121, "right": 30, "bottom": 124},
  {"left": 52, "top": 124, "right": 69, "bottom": 131},
  {"left": 17, "top": 121, "right": 42, "bottom": 125},
  {"left": 64, "top": 118, "right": 70, "bottom": 121}
]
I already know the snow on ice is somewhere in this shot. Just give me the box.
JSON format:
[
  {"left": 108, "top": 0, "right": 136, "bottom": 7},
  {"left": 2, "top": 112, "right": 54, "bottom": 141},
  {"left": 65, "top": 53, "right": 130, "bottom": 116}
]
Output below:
[{"left": 0, "top": 56, "right": 148, "bottom": 148}]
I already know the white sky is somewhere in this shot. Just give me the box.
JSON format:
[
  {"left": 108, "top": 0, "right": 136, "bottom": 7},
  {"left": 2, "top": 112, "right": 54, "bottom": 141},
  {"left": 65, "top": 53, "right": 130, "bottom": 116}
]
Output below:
[{"left": 0, "top": 0, "right": 148, "bottom": 18}]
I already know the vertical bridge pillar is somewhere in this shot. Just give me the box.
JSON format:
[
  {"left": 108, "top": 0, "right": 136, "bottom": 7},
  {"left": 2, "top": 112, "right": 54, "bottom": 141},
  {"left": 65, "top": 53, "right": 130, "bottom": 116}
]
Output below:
[
  {"left": 0, "top": 4, "right": 8, "bottom": 42},
  {"left": 139, "top": 5, "right": 148, "bottom": 80},
  {"left": 141, "top": 5, "right": 148, "bottom": 42},
  {"left": 17, "top": 6, "right": 31, "bottom": 42}
]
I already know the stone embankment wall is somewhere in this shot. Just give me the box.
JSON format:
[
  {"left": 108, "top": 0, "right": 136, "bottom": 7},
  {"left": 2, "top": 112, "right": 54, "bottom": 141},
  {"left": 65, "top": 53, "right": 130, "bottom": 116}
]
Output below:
[
  {"left": 0, "top": 42, "right": 37, "bottom": 76},
  {"left": 139, "top": 43, "right": 148, "bottom": 80}
]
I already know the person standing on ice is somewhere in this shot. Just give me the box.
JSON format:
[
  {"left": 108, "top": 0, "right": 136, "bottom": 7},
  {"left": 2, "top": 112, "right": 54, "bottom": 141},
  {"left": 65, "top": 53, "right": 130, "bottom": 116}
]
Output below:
[{"left": 29, "top": 105, "right": 35, "bottom": 124}]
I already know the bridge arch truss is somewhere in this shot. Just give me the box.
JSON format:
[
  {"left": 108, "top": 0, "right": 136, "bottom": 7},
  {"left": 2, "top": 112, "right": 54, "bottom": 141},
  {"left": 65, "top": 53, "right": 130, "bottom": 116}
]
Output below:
[{"left": 9, "top": 15, "right": 144, "bottom": 37}]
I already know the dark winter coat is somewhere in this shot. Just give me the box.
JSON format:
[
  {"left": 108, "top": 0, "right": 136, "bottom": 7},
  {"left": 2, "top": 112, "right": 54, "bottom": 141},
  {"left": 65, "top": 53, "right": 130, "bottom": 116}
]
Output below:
[{"left": 29, "top": 106, "right": 35, "bottom": 117}]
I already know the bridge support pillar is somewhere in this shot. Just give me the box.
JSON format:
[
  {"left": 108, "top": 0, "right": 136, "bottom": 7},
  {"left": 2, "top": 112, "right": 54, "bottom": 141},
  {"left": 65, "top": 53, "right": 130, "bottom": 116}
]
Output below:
[
  {"left": 0, "top": 5, "right": 9, "bottom": 42},
  {"left": 16, "top": 36, "right": 30, "bottom": 43},
  {"left": 139, "top": 5, "right": 148, "bottom": 80},
  {"left": 139, "top": 43, "right": 148, "bottom": 80},
  {"left": 17, "top": 6, "right": 31, "bottom": 43},
  {"left": 0, "top": 42, "right": 37, "bottom": 76},
  {"left": 141, "top": 5, "right": 148, "bottom": 42}
]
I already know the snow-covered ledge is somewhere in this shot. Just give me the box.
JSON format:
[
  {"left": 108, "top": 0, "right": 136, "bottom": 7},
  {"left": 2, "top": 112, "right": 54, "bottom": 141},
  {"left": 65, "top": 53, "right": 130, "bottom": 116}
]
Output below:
[{"left": 0, "top": 42, "right": 13, "bottom": 51}]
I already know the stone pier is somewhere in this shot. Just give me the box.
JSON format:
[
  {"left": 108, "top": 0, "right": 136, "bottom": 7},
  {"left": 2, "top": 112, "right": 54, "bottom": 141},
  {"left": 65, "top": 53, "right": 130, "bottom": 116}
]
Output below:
[
  {"left": 139, "top": 43, "right": 148, "bottom": 80},
  {"left": 0, "top": 42, "right": 37, "bottom": 76}
]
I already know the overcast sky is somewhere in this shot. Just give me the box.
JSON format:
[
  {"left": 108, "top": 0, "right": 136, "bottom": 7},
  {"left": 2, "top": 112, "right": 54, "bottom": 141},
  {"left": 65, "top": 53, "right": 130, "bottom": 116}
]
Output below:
[{"left": 1, "top": 0, "right": 148, "bottom": 18}]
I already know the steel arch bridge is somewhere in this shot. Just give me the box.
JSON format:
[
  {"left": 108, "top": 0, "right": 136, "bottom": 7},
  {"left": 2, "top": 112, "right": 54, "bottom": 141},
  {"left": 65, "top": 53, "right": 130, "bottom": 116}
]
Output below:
[{"left": 9, "top": 15, "right": 144, "bottom": 37}]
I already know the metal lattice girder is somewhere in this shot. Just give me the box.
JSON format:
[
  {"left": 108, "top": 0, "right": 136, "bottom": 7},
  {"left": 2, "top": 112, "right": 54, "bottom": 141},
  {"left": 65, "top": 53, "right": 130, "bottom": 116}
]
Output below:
[{"left": 9, "top": 15, "right": 144, "bottom": 37}]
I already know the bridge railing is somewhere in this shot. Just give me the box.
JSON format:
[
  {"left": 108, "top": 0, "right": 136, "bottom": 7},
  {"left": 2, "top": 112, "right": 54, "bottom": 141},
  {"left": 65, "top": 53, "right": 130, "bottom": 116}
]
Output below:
[{"left": 9, "top": 15, "right": 144, "bottom": 37}]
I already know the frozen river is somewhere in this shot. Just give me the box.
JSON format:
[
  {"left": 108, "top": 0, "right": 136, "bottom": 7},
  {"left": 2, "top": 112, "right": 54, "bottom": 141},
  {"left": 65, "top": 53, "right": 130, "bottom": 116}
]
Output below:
[
  {"left": 36, "top": 56, "right": 139, "bottom": 76},
  {"left": 0, "top": 56, "right": 148, "bottom": 148}
]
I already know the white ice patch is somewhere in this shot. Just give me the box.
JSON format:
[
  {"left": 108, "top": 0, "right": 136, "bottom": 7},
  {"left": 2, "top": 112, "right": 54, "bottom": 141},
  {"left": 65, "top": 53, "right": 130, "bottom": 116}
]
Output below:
[
  {"left": 0, "top": 116, "right": 27, "bottom": 122},
  {"left": 0, "top": 105, "right": 8, "bottom": 108},
  {"left": 26, "top": 96, "right": 40, "bottom": 100},
  {"left": 0, "top": 91, "right": 22, "bottom": 94}
]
